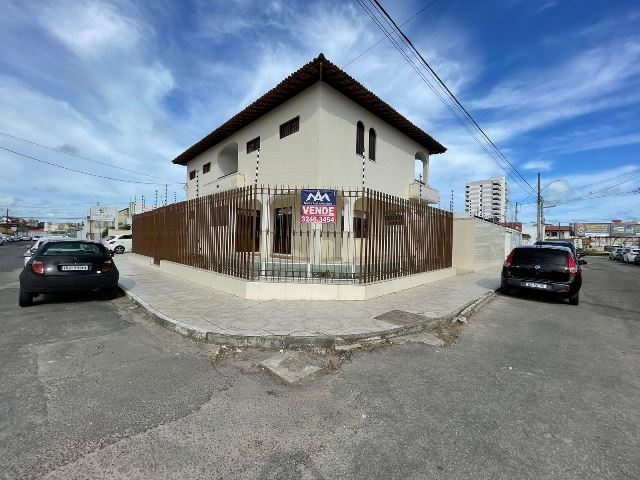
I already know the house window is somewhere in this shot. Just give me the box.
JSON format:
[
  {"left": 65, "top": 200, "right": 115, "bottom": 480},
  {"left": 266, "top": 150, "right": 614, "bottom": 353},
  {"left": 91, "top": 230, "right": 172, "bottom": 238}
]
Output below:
[
  {"left": 368, "top": 128, "right": 376, "bottom": 161},
  {"left": 189, "top": 170, "right": 196, "bottom": 180},
  {"left": 202, "top": 162, "right": 211, "bottom": 174},
  {"left": 247, "top": 137, "right": 260, "bottom": 154},
  {"left": 280, "top": 116, "right": 299, "bottom": 139},
  {"left": 353, "top": 211, "right": 368, "bottom": 238},
  {"left": 356, "top": 121, "right": 365, "bottom": 156}
]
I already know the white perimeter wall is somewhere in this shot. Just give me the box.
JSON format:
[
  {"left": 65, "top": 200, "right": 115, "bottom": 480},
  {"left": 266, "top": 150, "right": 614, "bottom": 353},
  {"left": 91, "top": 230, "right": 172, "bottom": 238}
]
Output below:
[{"left": 453, "top": 217, "right": 522, "bottom": 271}]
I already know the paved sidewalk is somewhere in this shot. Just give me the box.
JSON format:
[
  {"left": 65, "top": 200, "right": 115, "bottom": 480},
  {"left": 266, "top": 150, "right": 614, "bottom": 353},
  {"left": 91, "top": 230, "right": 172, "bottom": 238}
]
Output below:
[{"left": 116, "top": 254, "right": 501, "bottom": 348}]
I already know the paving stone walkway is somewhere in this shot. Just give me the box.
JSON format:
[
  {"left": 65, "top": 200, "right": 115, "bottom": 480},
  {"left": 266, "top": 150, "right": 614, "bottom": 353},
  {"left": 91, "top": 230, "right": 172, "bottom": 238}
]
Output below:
[{"left": 116, "top": 254, "right": 501, "bottom": 347}]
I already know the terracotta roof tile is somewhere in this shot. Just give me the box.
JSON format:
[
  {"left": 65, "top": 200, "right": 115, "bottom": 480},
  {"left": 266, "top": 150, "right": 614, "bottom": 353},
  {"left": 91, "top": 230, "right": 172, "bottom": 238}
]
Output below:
[{"left": 173, "top": 53, "right": 446, "bottom": 165}]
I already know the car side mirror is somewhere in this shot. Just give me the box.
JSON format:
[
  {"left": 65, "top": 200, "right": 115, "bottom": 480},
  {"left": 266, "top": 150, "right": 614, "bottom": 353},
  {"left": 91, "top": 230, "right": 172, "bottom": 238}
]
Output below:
[{"left": 578, "top": 259, "right": 587, "bottom": 265}]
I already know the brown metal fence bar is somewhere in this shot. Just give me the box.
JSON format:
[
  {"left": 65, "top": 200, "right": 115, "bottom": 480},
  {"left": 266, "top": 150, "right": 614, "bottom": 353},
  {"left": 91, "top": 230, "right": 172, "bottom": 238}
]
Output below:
[{"left": 131, "top": 185, "right": 452, "bottom": 284}]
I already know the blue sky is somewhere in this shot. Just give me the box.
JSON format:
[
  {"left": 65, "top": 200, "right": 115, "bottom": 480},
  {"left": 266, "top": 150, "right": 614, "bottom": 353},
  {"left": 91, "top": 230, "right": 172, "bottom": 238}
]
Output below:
[{"left": 0, "top": 0, "right": 638, "bottom": 227}]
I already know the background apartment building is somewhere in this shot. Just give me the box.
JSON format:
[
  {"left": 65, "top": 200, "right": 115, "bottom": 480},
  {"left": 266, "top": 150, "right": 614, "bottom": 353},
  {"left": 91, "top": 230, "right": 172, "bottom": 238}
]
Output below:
[{"left": 464, "top": 176, "right": 508, "bottom": 223}]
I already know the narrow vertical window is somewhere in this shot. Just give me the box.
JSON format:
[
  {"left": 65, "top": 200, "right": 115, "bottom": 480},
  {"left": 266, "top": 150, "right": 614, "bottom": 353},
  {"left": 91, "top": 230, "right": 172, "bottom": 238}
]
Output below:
[
  {"left": 356, "top": 121, "right": 365, "bottom": 156},
  {"left": 368, "top": 128, "right": 376, "bottom": 161},
  {"left": 189, "top": 170, "right": 196, "bottom": 180}
]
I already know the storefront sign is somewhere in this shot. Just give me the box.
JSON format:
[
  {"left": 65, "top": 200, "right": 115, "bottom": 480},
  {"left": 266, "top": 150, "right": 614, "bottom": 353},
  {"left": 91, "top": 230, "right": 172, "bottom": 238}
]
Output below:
[
  {"left": 300, "top": 189, "right": 337, "bottom": 223},
  {"left": 89, "top": 206, "right": 116, "bottom": 222},
  {"left": 611, "top": 223, "right": 640, "bottom": 237},
  {"left": 574, "top": 222, "right": 610, "bottom": 237}
]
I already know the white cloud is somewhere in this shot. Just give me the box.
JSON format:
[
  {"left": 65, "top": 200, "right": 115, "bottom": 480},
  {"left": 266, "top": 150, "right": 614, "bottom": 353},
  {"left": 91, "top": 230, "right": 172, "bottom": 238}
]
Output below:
[
  {"left": 39, "top": 1, "right": 142, "bottom": 58},
  {"left": 470, "top": 38, "right": 640, "bottom": 142},
  {"left": 522, "top": 160, "right": 553, "bottom": 171}
]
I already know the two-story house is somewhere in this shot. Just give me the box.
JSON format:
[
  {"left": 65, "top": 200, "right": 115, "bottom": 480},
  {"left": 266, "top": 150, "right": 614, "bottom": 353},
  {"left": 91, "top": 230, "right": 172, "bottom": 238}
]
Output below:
[
  {"left": 134, "top": 54, "right": 453, "bottom": 300},
  {"left": 174, "top": 53, "right": 445, "bottom": 204}
]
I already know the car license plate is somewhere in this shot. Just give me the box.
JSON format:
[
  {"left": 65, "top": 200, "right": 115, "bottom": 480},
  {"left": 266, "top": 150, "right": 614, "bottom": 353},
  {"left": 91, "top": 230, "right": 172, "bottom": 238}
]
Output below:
[
  {"left": 524, "top": 282, "right": 548, "bottom": 289},
  {"left": 61, "top": 265, "right": 89, "bottom": 271}
]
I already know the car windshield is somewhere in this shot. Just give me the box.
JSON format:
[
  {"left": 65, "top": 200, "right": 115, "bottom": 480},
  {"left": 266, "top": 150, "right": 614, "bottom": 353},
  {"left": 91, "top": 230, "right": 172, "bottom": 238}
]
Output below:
[
  {"left": 41, "top": 242, "right": 105, "bottom": 256},
  {"left": 512, "top": 248, "right": 568, "bottom": 266}
]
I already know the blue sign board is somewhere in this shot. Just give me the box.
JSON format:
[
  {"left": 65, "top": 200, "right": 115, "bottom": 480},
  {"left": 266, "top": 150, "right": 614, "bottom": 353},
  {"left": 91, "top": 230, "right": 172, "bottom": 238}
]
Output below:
[
  {"left": 300, "top": 189, "right": 337, "bottom": 223},
  {"left": 300, "top": 189, "right": 337, "bottom": 206}
]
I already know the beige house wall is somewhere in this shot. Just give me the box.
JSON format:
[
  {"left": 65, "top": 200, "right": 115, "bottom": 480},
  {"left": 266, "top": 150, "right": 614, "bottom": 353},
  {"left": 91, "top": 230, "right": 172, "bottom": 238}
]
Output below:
[
  {"left": 453, "top": 217, "right": 521, "bottom": 272},
  {"left": 185, "top": 83, "right": 433, "bottom": 200},
  {"left": 452, "top": 218, "right": 475, "bottom": 272}
]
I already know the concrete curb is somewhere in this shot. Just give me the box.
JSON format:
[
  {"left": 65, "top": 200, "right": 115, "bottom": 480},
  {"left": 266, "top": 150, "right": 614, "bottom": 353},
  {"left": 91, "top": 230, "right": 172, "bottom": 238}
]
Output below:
[
  {"left": 119, "top": 281, "right": 499, "bottom": 349},
  {"left": 120, "top": 287, "right": 209, "bottom": 342}
]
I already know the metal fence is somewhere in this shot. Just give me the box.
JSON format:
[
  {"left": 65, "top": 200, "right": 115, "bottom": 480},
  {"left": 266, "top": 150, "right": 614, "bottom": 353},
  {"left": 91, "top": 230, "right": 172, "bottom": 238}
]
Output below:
[{"left": 132, "top": 186, "right": 452, "bottom": 284}]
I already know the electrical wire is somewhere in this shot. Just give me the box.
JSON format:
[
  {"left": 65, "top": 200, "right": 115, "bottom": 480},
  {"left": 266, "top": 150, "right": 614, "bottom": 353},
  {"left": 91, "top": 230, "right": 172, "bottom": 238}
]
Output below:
[
  {"left": 344, "top": 0, "right": 441, "bottom": 68},
  {"left": 362, "top": 0, "right": 535, "bottom": 194},
  {"left": 353, "top": 0, "right": 533, "bottom": 195},
  {"left": 0, "top": 146, "right": 181, "bottom": 185},
  {"left": 0, "top": 131, "right": 179, "bottom": 183}
]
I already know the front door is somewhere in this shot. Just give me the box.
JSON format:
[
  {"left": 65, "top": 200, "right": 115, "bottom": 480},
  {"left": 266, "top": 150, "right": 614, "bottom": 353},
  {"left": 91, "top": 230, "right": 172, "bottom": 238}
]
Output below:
[{"left": 273, "top": 208, "right": 292, "bottom": 254}]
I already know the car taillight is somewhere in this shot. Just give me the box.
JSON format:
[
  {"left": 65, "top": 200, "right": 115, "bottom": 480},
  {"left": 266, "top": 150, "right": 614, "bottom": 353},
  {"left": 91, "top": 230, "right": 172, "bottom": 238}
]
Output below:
[
  {"left": 102, "top": 259, "right": 113, "bottom": 272},
  {"left": 504, "top": 249, "right": 515, "bottom": 267},
  {"left": 567, "top": 253, "right": 578, "bottom": 275},
  {"left": 31, "top": 260, "right": 45, "bottom": 275}
]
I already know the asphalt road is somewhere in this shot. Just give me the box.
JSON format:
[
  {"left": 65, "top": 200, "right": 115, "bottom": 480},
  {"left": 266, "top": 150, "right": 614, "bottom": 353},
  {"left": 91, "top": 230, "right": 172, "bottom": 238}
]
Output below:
[{"left": 1, "top": 244, "right": 638, "bottom": 480}]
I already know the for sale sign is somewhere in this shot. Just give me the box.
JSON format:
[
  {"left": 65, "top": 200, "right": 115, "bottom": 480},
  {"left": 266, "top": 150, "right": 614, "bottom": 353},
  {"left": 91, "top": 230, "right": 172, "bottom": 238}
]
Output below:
[{"left": 300, "top": 189, "right": 337, "bottom": 223}]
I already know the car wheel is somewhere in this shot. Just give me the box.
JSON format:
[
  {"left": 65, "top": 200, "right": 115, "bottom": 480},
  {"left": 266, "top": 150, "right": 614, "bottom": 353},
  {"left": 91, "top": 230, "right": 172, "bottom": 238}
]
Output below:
[
  {"left": 19, "top": 288, "right": 33, "bottom": 307},
  {"left": 568, "top": 292, "right": 580, "bottom": 306},
  {"left": 114, "top": 245, "right": 125, "bottom": 254}
]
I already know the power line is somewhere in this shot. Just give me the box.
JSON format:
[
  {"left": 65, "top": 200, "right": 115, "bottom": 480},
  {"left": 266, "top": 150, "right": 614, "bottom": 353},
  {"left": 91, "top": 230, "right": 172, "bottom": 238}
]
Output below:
[
  {"left": 357, "top": 0, "right": 535, "bottom": 194},
  {"left": 515, "top": 168, "right": 640, "bottom": 204},
  {"left": 0, "top": 146, "right": 180, "bottom": 185},
  {"left": 344, "top": 0, "right": 441, "bottom": 68},
  {"left": 0, "top": 131, "right": 178, "bottom": 183},
  {"left": 355, "top": 0, "right": 533, "bottom": 196}
]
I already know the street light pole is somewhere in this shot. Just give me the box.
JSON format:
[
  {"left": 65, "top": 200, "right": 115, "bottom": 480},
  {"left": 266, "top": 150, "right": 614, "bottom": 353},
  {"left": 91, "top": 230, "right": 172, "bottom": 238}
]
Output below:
[{"left": 537, "top": 173, "right": 542, "bottom": 242}]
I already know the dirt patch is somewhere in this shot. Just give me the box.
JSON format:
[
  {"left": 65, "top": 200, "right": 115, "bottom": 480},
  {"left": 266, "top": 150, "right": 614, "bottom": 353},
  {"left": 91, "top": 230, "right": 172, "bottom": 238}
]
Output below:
[
  {"left": 213, "top": 345, "right": 351, "bottom": 377},
  {"left": 433, "top": 320, "right": 465, "bottom": 346}
]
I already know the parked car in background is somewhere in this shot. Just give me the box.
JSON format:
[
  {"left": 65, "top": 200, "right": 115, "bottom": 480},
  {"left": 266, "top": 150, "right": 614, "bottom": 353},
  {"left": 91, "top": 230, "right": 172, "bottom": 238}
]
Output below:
[
  {"left": 622, "top": 248, "right": 640, "bottom": 264},
  {"left": 502, "top": 245, "right": 586, "bottom": 305},
  {"left": 534, "top": 240, "right": 580, "bottom": 259},
  {"left": 614, "top": 248, "right": 631, "bottom": 261},
  {"left": 23, "top": 237, "right": 75, "bottom": 265},
  {"left": 635, "top": 255, "right": 640, "bottom": 266},
  {"left": 609, "top": 247, "right": 624, "bottom": 260},
  {"left": 103, "top": 234, "right": 133, "bottom": 254},
  {"left": 18, "top": 240, "right": 119, "bottom": 307}
]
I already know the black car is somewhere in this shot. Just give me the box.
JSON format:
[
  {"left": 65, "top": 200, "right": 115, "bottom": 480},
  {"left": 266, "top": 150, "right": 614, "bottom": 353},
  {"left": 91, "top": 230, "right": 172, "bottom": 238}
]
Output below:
[
  {"left": 501, "top": 245, "right": 585, "bottom": 305},
  {"left": 18, "top": 240, "right": 119, "bottom": 307}
]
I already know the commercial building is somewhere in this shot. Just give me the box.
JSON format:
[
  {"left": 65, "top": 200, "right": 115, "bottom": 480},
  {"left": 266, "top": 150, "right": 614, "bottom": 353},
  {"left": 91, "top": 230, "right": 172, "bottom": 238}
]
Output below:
[{"left": 464, "top": 176, "right": 508, "bottom": 223}]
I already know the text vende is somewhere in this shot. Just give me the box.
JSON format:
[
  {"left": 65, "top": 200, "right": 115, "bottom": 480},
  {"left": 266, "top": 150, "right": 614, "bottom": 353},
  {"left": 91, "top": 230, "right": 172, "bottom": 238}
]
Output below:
[{"left": 301, "top": 206, "right": 336, "bottom": 215}]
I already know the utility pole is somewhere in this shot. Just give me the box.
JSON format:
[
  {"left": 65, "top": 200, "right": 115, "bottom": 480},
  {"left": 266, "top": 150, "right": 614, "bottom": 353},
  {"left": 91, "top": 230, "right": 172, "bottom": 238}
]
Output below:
[
  {"left": 514, "top": 202, "right": 519, "bottom": 223},
  {"left": 450, "top": 189, "right": 454, "bottom": 212},
  {"left": 536, "top": 173, "right": 542, "bottom": 242}
]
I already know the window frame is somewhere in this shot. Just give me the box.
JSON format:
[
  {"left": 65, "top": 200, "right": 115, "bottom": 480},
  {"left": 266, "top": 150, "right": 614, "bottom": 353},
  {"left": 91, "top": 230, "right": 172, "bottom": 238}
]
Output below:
[
  {"left": 353, "top": 211, "right": 368, "bottom": 239},
  {"left": 246, "top": 137, "right": 260, "bottom": 154},
  {"left": 189, "top": 170, "right": 196, "bottom": 180},
  {"left": 202, "top": 162, "right": 211, "bottom": 174},
  {"left": 279, "top": 116, "right": 300, "bottom": 139},
  {"left": 356, "top": 121, "right": 365, "bottom": 156},
  {"left": 368, "top": 127, "right": 376, "bottom": 161}
]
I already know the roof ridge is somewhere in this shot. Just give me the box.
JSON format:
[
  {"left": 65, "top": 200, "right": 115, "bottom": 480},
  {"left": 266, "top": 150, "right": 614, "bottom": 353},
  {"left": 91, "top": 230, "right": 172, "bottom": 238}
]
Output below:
[{"left": 172, "top": 53, "right": 445, "bottom": 165}]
